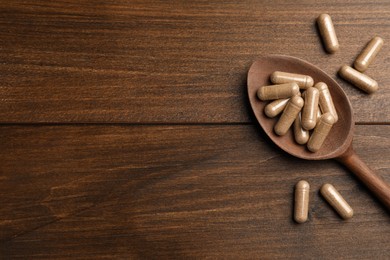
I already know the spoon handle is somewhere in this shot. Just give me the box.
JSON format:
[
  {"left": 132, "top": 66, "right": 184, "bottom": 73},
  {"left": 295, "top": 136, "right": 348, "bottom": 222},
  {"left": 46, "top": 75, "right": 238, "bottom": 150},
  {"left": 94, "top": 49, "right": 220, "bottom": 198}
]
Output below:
[{"left": 337, "top": 146, "right": 390, "bottom": 211}]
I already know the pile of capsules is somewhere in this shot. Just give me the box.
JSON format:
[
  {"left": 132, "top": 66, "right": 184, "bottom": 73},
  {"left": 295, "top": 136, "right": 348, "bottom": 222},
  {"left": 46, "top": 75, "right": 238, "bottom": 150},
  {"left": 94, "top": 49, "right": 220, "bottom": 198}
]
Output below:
[
  {"left": 256, "top": 13, "right": 384, "bottom": 154},
  {"left": 317, "top": 14, "right": 383, "bottom": 93},
  {"left": 257, "top": 71, "right": 337, "bottom": 152},
  {"left": 290, "top": 14, "right": 384, "bottom": 223}
]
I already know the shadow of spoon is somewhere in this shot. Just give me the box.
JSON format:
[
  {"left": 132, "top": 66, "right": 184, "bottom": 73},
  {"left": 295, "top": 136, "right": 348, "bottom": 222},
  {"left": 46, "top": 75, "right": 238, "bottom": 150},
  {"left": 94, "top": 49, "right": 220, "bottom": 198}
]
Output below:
[{"left": 247, "top": 55, "right": 390, "bottom": 211}]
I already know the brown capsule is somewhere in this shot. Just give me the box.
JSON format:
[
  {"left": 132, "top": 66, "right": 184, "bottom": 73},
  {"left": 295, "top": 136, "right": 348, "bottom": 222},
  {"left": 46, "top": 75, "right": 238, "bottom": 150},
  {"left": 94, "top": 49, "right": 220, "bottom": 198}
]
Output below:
[
  {"left": 317, "top": 14, "right": 339, "bottom": 54},
  {"left": 294, "top": 113, "right": 310, "bottom": 145},
  {"left": 301, "top": 87, "right": 320, "bottom": 130},
  {"left": 274, "top": 96, "right": 304, "bottom": 136},
  {"left": 270, "top": 71, "right": 314, "bottom": 89},
  {"left": 354, "top": 37, "right": 384, "bottom": 72},
  {"left": 307, "top": 113, "right": 335, "bottom": 152},
  {"left": 264, "top": 98, "right": 289, "bottom": 118},
  {"left": 339, "top": 65, "right": 378, "bottom": 94},
  {"left": 257, "top": 83, "right": 300, "bottom": 101},
  {"left": 294, "top": 180, "right": 310, "bottom": 223},
  {"left": 314, "top": 82, "right": 338, "bottom": 123},
  {"left": 320, "top": 184, "right": 353, "bottom": 220}
]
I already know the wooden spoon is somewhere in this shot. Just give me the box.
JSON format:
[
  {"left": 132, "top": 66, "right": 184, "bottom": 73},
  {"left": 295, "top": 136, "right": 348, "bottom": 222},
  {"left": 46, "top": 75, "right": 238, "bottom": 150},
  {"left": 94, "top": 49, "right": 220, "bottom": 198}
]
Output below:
[{"left": 247, "top": 55, "right": 390, "bottom": 211}]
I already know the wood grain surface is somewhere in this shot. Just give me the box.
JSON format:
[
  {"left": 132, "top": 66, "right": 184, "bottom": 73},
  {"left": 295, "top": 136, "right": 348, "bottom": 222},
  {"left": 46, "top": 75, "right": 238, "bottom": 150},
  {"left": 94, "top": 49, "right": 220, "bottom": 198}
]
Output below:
[
  {"left": 0, "top": 0, "right": 389, "bottom": 123},
  {"left": 0, "top": 0, "right": 389, "bottom": 259},
  {"left": 0, "top": 125, "right": 389, "bottom": 259}
]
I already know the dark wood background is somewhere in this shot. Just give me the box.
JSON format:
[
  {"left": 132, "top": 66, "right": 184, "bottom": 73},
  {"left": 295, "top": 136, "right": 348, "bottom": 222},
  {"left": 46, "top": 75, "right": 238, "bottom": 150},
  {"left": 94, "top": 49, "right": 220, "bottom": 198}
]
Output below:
[{"left": 0, "top": 0, "right": 389, "bottom": 259}]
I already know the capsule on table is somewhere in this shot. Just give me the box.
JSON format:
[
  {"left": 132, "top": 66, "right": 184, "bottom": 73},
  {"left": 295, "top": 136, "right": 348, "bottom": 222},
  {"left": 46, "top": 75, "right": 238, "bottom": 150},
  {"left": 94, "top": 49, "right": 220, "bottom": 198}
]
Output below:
[
  {"left": 314, "top": 82, "right": 338, "bottom": 123},
  {"left": 257, "top": 82, "right": 300, "bottom": 101},
  {"left": 317, "top": 13, "right": 339, "bottom": 54},
  {"left": 307, "top": 113, "right": 335, "bottom": 152},
  {"left": 339, "top": 65, "right": 378, "bottom": 94},
  {"left": 354, "top": 36, "right": 384, "bottom": 72},
  {"left": 294, "top": 180, "right": 310, "bottom": 223},
  {"left": 301, "top": 87, "right": 320, "bottom": 130},
  {"left": 274, "top": 96, "right": 304, "bottom": 136},
  {"left": 270, "top": 71, "right": 314, "bottom": 89},
  {"left": 320, "top": 183, "right": 353, "bottom": 220},
  {"left": 294, "top": 113, "right": 310, "bottom": 145}
]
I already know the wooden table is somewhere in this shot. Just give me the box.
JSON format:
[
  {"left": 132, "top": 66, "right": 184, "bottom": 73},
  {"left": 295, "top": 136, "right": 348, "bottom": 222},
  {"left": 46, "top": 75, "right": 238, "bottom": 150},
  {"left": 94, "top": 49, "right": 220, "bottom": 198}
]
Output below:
[{"left": 1, "top": 1, "right": 389, "bottom": 258}]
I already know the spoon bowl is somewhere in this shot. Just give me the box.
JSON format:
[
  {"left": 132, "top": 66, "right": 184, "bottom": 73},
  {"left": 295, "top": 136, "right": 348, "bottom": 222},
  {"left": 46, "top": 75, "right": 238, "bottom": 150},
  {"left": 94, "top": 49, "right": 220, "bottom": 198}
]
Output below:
[{"left": 248, "top": 55, "right": 390, "bottom": 211}]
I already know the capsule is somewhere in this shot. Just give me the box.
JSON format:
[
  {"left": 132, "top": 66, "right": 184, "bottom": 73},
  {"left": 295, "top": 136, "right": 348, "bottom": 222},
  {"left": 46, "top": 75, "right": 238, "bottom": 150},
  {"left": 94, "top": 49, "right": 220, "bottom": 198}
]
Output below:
[
  {"left": 264, "top": 98, "right": 289, "bottom": 118},
  {"left": 301, "top": 87, "right": 319, "bottom": 130},
  {"left": 270, "top": 71, "right": 314, "bottom": 89},
  {"left": 317, "top": 14, "right": 339, "bottom": 53},
  {"left": 354, "top": 37, "right": 384, "bottom": 72},
  {"left": 314, "top": 82, "right": 338, "bottom": 123},
  {"left": 257, "top": 82, "right": 300, "bottom": 101},
  {"left": 274, "top": 96, "right": 304, "bottom": 136},
  {"left": 339, "top": 65, "right": 378, "bottom": 94},
  {"left": 307, "top": 113, "right": 335, "bottom": 152},
  {"left": 294, "top": 180, "right": 310, "bottom": 223},
  {"left": 264, "top": 92, "right": 301, "bottom": 118},
  {"left": 294, "top": 113, "right": 310, "bottom": 145},
  {"left": 320, "top": 184, "right": 353, "bottom": 220}
]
